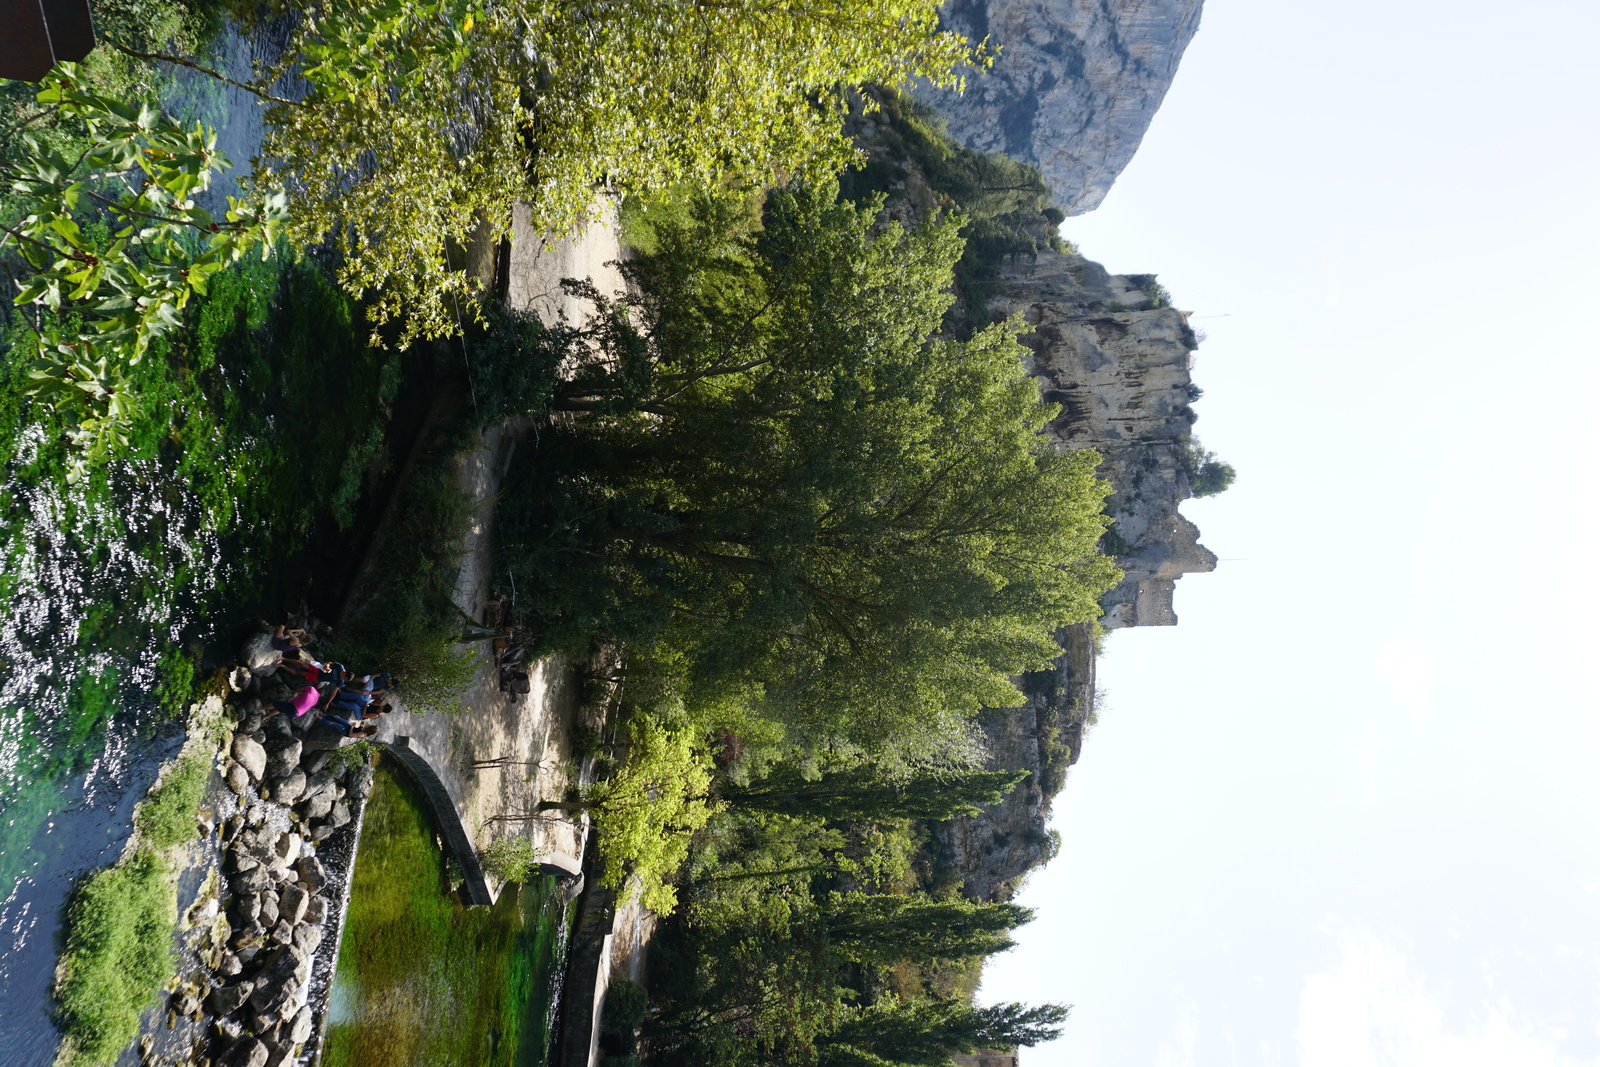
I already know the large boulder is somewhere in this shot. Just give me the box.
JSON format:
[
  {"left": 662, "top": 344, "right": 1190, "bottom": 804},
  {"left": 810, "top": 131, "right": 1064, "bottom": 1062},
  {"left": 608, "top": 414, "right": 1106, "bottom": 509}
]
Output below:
[
  {"left": 295, "top": 855, "right": 327, "bottom": 893},
  {"left": 240, "top": 630, "right": 278, "bottom": 674},
  {"left": 278, "top": 884, "right": 309, "bottom": 927},
  {"left": 264, "top": 739, "right": 301, "bottom": 778},
  {"left": 291, "top": 922, "right": 323, "bottom": 957},
  {"left": 302, "top": 790, "right": 334, "bottom": 821},
  {"left": 267, "top": 767, "right": 307, "bottom": 807},
  {"left": 231, "top": 734, "right": 267, "bottom": 782},
  {"left": 223, "top": 1037, "right": 269, "bottom": 1067},
  {"left": 208, "top": 980, "right": 255, "bottom": 1017},
  {"left": 271, "top": 832, "right": 302, "bottom": 871},
  {"left": 286, "top": 1004, "right": 314, "bottom": 1045}
]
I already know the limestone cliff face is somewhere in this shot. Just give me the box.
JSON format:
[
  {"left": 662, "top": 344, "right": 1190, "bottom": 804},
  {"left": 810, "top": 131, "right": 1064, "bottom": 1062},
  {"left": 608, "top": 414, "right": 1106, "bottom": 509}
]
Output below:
[
  {"left": 990, "top": 251, "right": 1217, "bottom": 629},
  {"left": 846, "top": 99, "right": 1217, "bottom": 898},
  {"left": 937, "top": 624, "right": 1095, "bottom": 901},
  {"left": 914, "top": 0, "right": 1204, "bottom": 213}
]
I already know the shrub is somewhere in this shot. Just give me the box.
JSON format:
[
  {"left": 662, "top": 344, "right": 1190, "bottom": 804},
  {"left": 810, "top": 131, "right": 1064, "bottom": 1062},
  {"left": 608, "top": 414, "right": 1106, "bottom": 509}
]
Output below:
[
  {"left": 55, "top": 850, "right": 176, "bottom": 1066},
  {"left": 481, "top": 836, "right": 544, "bottom": 884},
  {"left": 135, "top": 754, "right": 209, "bottom": 849}
]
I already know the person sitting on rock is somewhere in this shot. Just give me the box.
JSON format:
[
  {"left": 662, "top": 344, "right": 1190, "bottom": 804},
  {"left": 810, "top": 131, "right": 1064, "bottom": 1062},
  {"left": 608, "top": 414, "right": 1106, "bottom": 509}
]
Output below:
[
  {"left": 276, "top": 655, "right": 324, "bottom": 685},
  {"left": 325, "top": 682, "right": 374, "bottom": 717},
  {"left": 271, "top": 624, "right": 309, "bottom": 659},
  {"left": 319, "top": 712, "right": 378, "bottom": 739},
  {"left": 341, "top": 671, "right": 395, "bottom": 696},
  {"left": 267, "top": 685, "right": 320, "bottom": 721}
]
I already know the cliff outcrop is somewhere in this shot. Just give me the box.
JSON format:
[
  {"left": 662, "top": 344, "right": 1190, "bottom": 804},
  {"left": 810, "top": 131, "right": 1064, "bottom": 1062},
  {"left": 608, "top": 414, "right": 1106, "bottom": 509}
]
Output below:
[
  {"left": 936, "top": 255, "right": 1218, "bottom": 899},
  {"left": 845, "top": 96, "right": 1218, "bottom": 899},
  {"left": 914, "top": 0, "right": 1205, "bottom": 214},
  {"left": 843, "top": 92, "right": 1216, "bottom": 898},
  {"left": 991, "top": 251, "right": 1218, "bottom": 629}
]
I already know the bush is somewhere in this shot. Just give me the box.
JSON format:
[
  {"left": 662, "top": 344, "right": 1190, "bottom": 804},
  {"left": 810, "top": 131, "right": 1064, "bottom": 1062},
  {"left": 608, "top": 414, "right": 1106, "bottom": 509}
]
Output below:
[
  {"left": 602, "top": 977, "right": 649, "bottom": 1037},
  {"left": 55, "top": 850, "right": 176, "bottom": 1066},
  {"left": 135, "top": 754, "right": 209, "bottom": 849},
  {"left": 481, "top": 836, "right": 544, "bottom": 884}
]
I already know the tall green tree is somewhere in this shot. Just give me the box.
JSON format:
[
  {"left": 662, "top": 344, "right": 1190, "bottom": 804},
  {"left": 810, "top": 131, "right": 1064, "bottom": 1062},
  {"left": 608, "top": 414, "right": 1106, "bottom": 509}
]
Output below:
[
  {"left": 818, "top": 999, "right": 1071, "bottom": 1067},
  {"left": 725, "top": 762, "right": 1026, "bottom": 822},
  {"left": 499, "top": 183, "right": 1120, "bottom": 762},
  {"left": 817, "top": 893, "right": 1031, "bottom": 965},
  {"left": 251, "top": 0, "right": 980, "bottom": 342}
]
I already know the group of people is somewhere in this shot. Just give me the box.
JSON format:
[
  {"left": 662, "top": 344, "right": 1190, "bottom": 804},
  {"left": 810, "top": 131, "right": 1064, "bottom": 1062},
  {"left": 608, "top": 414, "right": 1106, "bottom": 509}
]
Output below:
[{"left": 266, "top": 625, "right": 397, "bottom": 740}]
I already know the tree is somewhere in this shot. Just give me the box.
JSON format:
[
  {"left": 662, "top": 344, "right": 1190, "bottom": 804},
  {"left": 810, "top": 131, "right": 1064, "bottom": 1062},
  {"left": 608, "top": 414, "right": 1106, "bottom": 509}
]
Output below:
[
  {"left": 499, "top": 183, "right": 1121, "bottom": 763},
  {"left": 249, "top": 0, "right": 980, "bottom": 343},
  {"left": 1, "top": 65, "right": 285, "bottom": 472},
  {"left": 1180, "top": 439, "right": 1237, "bottom": 497},
  {"left": 535, "top": 712, "right": 717, "bottom": 914},
  {"left": 725, "top": 762, "right": 1026, "bottom": 822},
  {"left": 819, "top": 999, "right": 1071, "bottom": 1067},
  {"left": 816, "top": 893, "right": 1032, "bottom": 965}
]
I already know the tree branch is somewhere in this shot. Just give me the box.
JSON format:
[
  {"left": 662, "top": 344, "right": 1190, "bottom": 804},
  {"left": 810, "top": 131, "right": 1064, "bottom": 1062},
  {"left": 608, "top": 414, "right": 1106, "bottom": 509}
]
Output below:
[{"left": 105, "top": 41, "right": 299, "bottom": 106}]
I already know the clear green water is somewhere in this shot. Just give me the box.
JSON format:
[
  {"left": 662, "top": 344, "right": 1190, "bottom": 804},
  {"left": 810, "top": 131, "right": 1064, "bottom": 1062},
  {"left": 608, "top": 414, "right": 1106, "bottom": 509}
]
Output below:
[{"left": 324, "top": 758, "right": 569, "bottom": 1067}]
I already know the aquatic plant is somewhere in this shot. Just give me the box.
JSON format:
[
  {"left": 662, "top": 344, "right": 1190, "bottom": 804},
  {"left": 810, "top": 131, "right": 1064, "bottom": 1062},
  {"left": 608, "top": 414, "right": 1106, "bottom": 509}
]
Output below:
[
  {"left": 134, "top": 751, "right": 209, "bottom": 848},
  {"left": 54, "top": 849, "right": 177, "bottom": 1067}
]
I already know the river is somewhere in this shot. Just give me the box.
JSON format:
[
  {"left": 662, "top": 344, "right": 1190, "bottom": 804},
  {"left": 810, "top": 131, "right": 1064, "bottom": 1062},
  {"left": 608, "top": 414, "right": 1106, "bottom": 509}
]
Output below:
[{"left": 0, "top": 25, "right": 507, "bottom": 1064}]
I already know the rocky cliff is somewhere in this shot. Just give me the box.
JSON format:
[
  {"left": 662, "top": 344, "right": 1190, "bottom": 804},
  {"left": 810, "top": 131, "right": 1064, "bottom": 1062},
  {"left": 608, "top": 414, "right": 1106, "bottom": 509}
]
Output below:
[
  {"left": 937, "top": 254, "right": 1219, "bottom": 900},
  {"left": 914, "top": 0, "right": 1204, "bottom": 214},
  {"left": 845, "top": 97, "right": 1219, "bottom": 899},
  {"left": 992, "top": 250, "right": 1218, "bottom": 629}
]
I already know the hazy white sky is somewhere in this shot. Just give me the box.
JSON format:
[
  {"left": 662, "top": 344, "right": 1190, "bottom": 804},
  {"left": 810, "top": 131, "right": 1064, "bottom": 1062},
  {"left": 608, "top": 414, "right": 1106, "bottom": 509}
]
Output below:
[{"left": 979, "top": 1, "right": 1600, "bottom": 1064}]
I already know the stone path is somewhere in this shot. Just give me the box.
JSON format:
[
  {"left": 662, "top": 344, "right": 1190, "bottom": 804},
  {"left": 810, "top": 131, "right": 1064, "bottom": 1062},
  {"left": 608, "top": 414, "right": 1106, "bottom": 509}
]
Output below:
[{"left": 372, "top": 200, "right": 626, "bottom": 897}]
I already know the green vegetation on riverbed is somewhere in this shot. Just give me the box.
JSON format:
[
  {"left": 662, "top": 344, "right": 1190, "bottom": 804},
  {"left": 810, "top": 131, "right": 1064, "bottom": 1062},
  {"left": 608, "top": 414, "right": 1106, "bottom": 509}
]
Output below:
[
  {"left": 55, "top": 701, "right": 224, "bottom": 1067},
  {"left": 325, "top": 759, "right": 567, "bottom": 1067},
  {"left": 54, "top": 850, "right": 177, "bottom": 1067}
]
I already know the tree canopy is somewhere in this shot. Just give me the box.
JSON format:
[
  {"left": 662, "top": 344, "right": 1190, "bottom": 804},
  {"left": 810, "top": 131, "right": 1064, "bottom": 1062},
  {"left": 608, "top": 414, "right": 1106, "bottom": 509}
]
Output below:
[
  {"left": 256, "top": 0, "right": 981, "bottom": 342},
  {"left": 497, "top": 183, "right": 1121, "bottom": 762}
]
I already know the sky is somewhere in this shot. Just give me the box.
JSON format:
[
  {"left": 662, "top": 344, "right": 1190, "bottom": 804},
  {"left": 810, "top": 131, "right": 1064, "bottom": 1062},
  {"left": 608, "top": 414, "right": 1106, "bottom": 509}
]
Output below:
[{"left": 977, "top": 1, "right": 1600, "bottom": 1064}]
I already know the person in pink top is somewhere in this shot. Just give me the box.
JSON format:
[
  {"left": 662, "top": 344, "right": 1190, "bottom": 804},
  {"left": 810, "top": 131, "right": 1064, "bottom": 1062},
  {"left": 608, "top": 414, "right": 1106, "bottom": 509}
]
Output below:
[{"left": 266, "top": 686, "right": 319, "bottom": 721}]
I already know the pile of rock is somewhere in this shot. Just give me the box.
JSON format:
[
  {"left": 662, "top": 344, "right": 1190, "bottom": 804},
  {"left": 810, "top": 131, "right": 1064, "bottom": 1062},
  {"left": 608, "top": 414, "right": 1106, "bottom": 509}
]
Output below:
[{"left": 169, "top": 699, "right": 372, "bottom": 1067}]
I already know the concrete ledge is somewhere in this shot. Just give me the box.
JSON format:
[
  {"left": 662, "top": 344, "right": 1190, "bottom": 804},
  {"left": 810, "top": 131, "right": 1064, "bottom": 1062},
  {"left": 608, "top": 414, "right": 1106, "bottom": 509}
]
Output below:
[
  {"left": 559, "top": 882, "right": 620, "bottom": 1067},
  {"left": 379, "top": 736, "right": 494, "bottom": 906}
]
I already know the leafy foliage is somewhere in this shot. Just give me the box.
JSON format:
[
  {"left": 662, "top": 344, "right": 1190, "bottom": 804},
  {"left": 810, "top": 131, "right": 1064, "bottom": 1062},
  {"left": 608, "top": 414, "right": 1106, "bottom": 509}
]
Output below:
[
  {"left": 135, "top": 752, "right": 208, "bottom": 848},
  {"left": 498, "top": 183, "right": 1119, "bottom": 761},
  {"left": 648, "top": 807, "right": 1067, "bottom": 1066},
  {"left": 54, "top": 850, "right": 176, "bottom": 1067},
  {"left": 253, "top": 0, "right": 980, "bottom": 344},
  {"left": 481, "top": 835, "right": 545, "bottom": 883},
  {"left": 838, "top": 90, "right": 1068, "bottom": 337},
  {"left": 1181, "top": 438, "right": 1238, "bottom": 498},
  {"left": 545, "top": 710, "right": 717, "bottom": 914},
  {"left": 1, "top": 65, "right": 285, "bottom": 473}
]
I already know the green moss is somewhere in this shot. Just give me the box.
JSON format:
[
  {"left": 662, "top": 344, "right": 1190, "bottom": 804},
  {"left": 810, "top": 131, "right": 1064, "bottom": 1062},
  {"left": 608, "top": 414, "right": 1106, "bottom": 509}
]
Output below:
[
  {"left": 323, "top": 760, "right": 567, "bottom": 1067},
  {"left": 55, "top": 849, "right": 177, "bottom": 1067},
  {"left": 135, "top": 754, "right": 209, "bottom": 849}
]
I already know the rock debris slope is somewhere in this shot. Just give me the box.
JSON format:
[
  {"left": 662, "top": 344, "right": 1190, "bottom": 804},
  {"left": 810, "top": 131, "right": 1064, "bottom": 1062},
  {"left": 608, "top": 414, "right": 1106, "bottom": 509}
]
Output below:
[{"left": 916, "top": 0, "right": 1205, "bottom": 213}]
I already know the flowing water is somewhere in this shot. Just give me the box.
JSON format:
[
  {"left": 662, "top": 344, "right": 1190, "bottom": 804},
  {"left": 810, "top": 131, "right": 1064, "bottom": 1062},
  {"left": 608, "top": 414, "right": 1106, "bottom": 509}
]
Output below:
[
  {"left": 0, "top": 26, "right": 455, "bottom": 1062},
  {"left": 323, "top": 758, "right": 571, "bottom": 1067}
]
